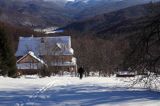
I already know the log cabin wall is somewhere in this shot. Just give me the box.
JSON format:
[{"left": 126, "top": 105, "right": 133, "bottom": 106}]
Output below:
[{"left": 17, "top": 55, "right": 39, "bottom": 64}]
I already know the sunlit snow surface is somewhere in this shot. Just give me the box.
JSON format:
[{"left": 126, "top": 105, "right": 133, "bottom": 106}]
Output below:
[{"left": 0, "top": 76, "right": 160, "bottom": 106}]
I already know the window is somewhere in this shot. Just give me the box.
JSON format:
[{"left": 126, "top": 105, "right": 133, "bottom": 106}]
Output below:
[{"left": 41, "top": 38, "right": 45, "bottom": 43}]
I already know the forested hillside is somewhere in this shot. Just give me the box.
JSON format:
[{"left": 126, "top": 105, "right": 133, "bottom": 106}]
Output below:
[
  {"left": 61, "top": 2, "right": 160, "bottom": 76},
  {"left": 64, "top": 2, "right": 160, "bottom": 38}
]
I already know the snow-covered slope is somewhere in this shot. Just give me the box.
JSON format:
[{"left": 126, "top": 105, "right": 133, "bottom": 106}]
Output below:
[{"left": 0, "top": 76, "right": 160, "bottom": 106}]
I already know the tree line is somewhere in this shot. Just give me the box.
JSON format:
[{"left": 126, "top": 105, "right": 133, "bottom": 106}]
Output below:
[
  {"left": 71, "top": 35, "right": 129, "bottom": 76},
  {"left": 0, "top": 26, "right": 16, "bottom": 77}
]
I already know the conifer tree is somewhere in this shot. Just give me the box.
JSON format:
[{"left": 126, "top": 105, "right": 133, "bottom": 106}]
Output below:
[{"left": 0, "top": 27, "right": 17, "bottom": 77}]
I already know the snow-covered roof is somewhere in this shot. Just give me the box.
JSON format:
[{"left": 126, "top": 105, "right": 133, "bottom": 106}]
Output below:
[
  {"left": 17, "top": 51, "right": 46, "bottom": 65},
  {"left": 116, "top": 71, "right": 135, "bottom": 75},
  {"left": 16, "top": 36, "right": 74, "bottom": 57},
  {"left": 28, "top": 51, "right": 46, "bottom": 65}
]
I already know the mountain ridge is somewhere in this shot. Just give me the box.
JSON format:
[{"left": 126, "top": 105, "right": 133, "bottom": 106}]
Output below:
[
  {"left": 0, "top": 0, "right": 159, "bottom": 27},
  {"left": 63, "top": 1, "right": 160, "bottom": 37}
]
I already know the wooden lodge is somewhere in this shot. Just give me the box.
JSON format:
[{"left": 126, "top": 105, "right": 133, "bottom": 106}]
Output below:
[{"left": 15, "top": 36, "right": 77, "bottom": 75}]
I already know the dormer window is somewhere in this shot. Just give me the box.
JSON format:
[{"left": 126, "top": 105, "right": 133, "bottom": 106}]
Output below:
[{"left": 55, "top": 43, "right": 62, "bottom": 51}]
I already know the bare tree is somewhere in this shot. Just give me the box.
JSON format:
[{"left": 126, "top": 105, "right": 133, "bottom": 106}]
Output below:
[{"left": 123, "top": 14, "right": 160, "bottom": 89}]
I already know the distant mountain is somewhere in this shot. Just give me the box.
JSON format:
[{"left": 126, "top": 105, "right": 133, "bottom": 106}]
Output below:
[
  {"left": 0, "top": 0, "right": 160, "bottom": 27},
  {"left": 63, "top": 2, "right": 160, "bottom": 37},
  {"left": 65, "top": 0, "right": 160, "bottom": 20},
  {"left": 0, "top": 0, "right": 74, "bottom": 27}
]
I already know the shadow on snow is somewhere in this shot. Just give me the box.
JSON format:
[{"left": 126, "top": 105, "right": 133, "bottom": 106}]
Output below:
[{"left": 0, "top": 85, "right": 160, "bottom": 106}]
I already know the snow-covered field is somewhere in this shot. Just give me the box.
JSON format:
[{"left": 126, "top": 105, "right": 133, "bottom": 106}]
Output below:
[{"left": 0, "top": 76, "right": 160, "bottom": 106}]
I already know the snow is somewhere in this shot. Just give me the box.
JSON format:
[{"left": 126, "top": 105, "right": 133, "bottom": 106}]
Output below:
[
  {"left": 45, "top": 30, "right": 64, "bottom": 34},
  {"left": 0, "top": 76, "right": 160, "bottom": 106},
  {"left": 34, "top": 27, "right": 64, "bottom": 34}
]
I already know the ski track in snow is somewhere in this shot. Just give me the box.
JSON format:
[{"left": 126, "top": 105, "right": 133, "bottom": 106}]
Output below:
[
  {"left": 0, "top": 76, "right": 160, "bottom": 106},
  {"left": 17, "top": 80, "right": 56, "bottom": 106},
  {"left": 18, "top": 78, "right": 73, "bottom": 106}
]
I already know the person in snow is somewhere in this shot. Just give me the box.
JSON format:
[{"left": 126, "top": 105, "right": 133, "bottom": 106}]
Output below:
[{"left": 78, "top": 67, "right": 85, "bottom": 79}]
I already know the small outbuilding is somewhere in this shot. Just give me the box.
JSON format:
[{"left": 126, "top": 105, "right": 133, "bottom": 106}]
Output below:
[{"left": 116, "top": 71, "right": 135, "bottom": 77}]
